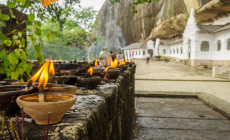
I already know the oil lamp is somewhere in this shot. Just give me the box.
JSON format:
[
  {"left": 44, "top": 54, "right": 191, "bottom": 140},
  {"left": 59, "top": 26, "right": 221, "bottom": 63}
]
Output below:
[
  {"left": 118, "top": 60, "right": 129, "bottom": 71},
  {"left": 0, "top": 85, "right": 31, "bottom": 115},
  {"left": 70, "top": 59, "right": 76, "bottom": 64},
  {"left": 111, "top": 58, "right": 118, "bottom": 68},
  {"left": 92, "top": 58, "right": 104, "bottom": 78},
  {"left": 104, "top": 58, "right": 121, "bottom": 80},
  {"left": 77, "top": 66, "right": 102, "bottom": 89},
  {"left": 119, "top": 61, "right": 126, "bottom": 65},
  {"left": 27, "top": 59, "right": 55, "bottom": 102},
  {"left": 16, "top": 59, "right": 77, "bottom": 125}
]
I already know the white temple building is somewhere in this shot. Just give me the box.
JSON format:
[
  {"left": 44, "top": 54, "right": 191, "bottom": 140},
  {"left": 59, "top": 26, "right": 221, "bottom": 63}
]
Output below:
[
  {"left": 122, "top": 40, "right": 154, "bottom": 60},
  {"left": 122, "top": 9, "right": 230, "bottom": 68},
  {"left": 157, "top": 9, "right": 230, "bottom": 68}
]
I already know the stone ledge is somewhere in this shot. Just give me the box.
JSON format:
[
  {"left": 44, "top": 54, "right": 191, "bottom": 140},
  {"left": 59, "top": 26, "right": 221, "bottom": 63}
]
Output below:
[
  {"left": 135, "top": 78, "right": 229, "bottom": 82},
  {"left": 135, "top": 91, "right": 230, "bottom": 120},
  {"left": 21, "top": 65, "right": 136, "bottom": 140}
]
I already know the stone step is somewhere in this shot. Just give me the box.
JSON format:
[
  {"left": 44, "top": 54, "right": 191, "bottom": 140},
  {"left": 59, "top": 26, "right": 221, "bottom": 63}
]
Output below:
[
  {"left": 216, "top": 74, "right": 229, "bottom": 80},
  {"left": 221, "top": 72, "right": 229, "bottom": 76}
]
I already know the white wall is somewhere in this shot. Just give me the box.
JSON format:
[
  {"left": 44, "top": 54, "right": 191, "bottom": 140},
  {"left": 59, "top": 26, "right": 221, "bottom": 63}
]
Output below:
[
  {"left": 212, "top": 30, "right": 230, "bottom": 60},
  {"left": 159, "top": 29, "right": 230, "bottom": 61},
  {"left": 134, "top": 49, "right": 141, "bottom": 59},
  {"left": 124, "top": 49, "right": 147, "bottom": 59},
  {"left": 155, "top": 9, "right": 230, "bottom": 64},
  {"left": 124, "top": 50, "right": 131, "bottom": 60},
  {"left": 192, "top": 30, "right": 230, "bottom": 61},
  {"left": 147, "top": 40, "right": 154, "bottom": 50},
  {"left": 159, "top": 42, "right": 183, "bottom": 59},
  {"left": 193, "top": 33, "right": 214, "bottom": 60},
  {"left": 182, "top": 9, "right": 198, "bottom": 60},
  {"left": 155, "top": 38, "right": 160, "bottom": 56},
  {"left": 159, "top": 45, "right": 169, "bottom": 56}
]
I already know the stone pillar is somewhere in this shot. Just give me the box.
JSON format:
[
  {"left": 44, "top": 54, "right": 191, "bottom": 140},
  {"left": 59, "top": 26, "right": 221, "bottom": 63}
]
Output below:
[
  {"left": 228, "top": 71, "right": 230, "bottom": 80},
  {"left": 212, "top": 66, "right": 217, "bottom": 78},
  {"left": 128, "top": 51, "right": 131, "bottom": 60},
  {"left": 183, "top": 40, "right": 189, "bottom": 60}
]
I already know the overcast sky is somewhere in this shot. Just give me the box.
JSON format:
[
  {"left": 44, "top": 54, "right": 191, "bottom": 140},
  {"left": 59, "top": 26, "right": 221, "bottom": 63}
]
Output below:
[
  {"left": 0, "top": 0, "right": 106, "bottom": 11},
  {"left": 81, "top": 0, "right": 105, "bottom": 11}
]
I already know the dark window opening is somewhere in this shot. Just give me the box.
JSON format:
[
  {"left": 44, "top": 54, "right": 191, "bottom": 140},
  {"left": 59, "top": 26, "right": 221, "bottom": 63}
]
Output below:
[
  {"left": 163, "top": 49, "right": 166, "bottom": 54},
  {"left": 201, "top": 41, "right": 210, "bottom": 52},
  {"left": 217, "top": 40, "right": 221, "bottom": 51},
  {"left": 227, "top": 39, "right": 230, "bottom": 50}
]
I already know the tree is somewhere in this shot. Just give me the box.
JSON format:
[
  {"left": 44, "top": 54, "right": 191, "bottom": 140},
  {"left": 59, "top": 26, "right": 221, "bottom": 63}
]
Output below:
[
  {"left": 7, "top": 0, "right": 80, "bottom": 31},
  {"left": 110, "top": 0, "right": 159, "bottom": 13},
  {"left": 37, "top": 0, "right": 81, "bottom": 32},
  {"left": 64, "top": 8, "right": 98, "bottom": 49},
  {"left": 27, "top": 7, "right": 98, "bottom": 60}
]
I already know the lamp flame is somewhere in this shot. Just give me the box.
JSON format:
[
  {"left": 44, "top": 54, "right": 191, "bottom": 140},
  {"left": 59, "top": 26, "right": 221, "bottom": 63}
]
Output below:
[
  {"left": 49, "top": 60, "right": 55, "bottom": 75},
  {"left": 29, "top": 61, "right": 49, "bottom": 84},
  {"left": 95, "top": 59, "right": 98, "bottom": 67},
  {"left": 125, "top": 59, "right": 131, "bottom": 63},
  {"left": 104, "top": 66, "right": 110, "bottom": 80},
  {"left": 72, "top": 59, "right": 74, "bottom": 62},
  {"left": 38, "top": 62, "right": 50, "bottom": 89},
  {"left": 119, "top": 61, "right": 126, "bottom": 65},
  {"left": 111, "top": 58, "right": 118, "bottom": 68},
  {"left": 105, "top": 66, "right": 110, "bottom": 72},
  {"left": 29, "top": 59, "right": 55, "bottom": 89},
  {"left": 87, "top": 66, "right": 93, "bottom": 76}
]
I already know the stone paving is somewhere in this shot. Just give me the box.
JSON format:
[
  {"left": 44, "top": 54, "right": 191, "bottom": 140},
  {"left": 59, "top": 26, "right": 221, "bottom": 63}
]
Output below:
[
  {"left": 134, "top": 60, "right": 230, "bottom": 103},
  {"left": 134, "top": 60, "right": 230, "bottom": 140},
  {"left": 134, "top": 97, "right": 230, "bottom": 140},
  {"left": 135, "top": 60, "right": 226, "bottom": 80}
]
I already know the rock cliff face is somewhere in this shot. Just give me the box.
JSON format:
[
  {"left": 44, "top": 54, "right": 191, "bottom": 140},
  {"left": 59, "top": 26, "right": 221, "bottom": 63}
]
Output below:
[{"left": 97, "top": 0, "right": 230, "bottom": 50}]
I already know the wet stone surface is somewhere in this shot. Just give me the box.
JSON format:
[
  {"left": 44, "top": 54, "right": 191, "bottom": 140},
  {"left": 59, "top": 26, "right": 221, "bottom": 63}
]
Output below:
[{"left": 134, "top": 97, "right": 230, "bottom": 140}]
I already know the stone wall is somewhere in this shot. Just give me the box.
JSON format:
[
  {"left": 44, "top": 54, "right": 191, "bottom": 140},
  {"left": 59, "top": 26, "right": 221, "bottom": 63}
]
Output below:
[
  {"left": 190, "top": 60, "right": 230, "bottom": 68},
  {"left": 24, "top": 65, "right": 136, "bottom": 140}
]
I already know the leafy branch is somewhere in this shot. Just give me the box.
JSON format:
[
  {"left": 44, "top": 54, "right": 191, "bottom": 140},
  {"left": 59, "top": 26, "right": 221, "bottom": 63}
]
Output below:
[
  {"left": 110, "top": 0, "right": 159, "bottom": 14},
  {"left": 0, "top": 1, "right": 42, "bottom": 80}
]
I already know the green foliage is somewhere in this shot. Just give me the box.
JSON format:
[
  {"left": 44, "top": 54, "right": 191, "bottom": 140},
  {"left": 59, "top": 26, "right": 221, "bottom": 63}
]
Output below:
[
  {"left": 0, "top": 33, "right": 5, "bottom": 42},
  {"left": 160, "top": 56, "right": 170, "bottom": 62},
  {"left": 27, "top": 43, "right": 86, "bottom": 61},
  {"left": 110, "top": 0, "right": 159, "bottom": 13},
  {"left": 0, "top": 0, "right": 98, "bottom": 80},
  {"left": 0, "top": 13, "right": 10, "bottom": 21},
  {"left": 0, "top": 2, "right": 39, "bottom": 80},
  {"left": 0, "top": 37, "right": 32, "bottom": 80},
  {"left": 7, "top": 1, "right": 16, "bottom": 8},
  {"left": 32, "top": 0, "right": 81, "bottom": 32},
  {"left": 0, "top": 21, "right": 6, "bottom": 27},
  {"left": 28, "top": 13, "right": 35, "bottom": 22},
  {"left": 19, "top": 0, "right": 26, "bottom": 6}
]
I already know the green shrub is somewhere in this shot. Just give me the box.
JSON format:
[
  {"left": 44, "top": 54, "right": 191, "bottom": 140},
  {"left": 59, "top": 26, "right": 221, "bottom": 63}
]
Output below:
[{"left": 160, "top": 56, "right": 169, "bottom": 62}]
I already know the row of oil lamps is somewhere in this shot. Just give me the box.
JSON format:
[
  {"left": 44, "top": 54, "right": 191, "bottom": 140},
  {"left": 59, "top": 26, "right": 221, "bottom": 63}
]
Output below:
[{"left": 0, "top": 56, "right": 134, "bottom": 140}]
